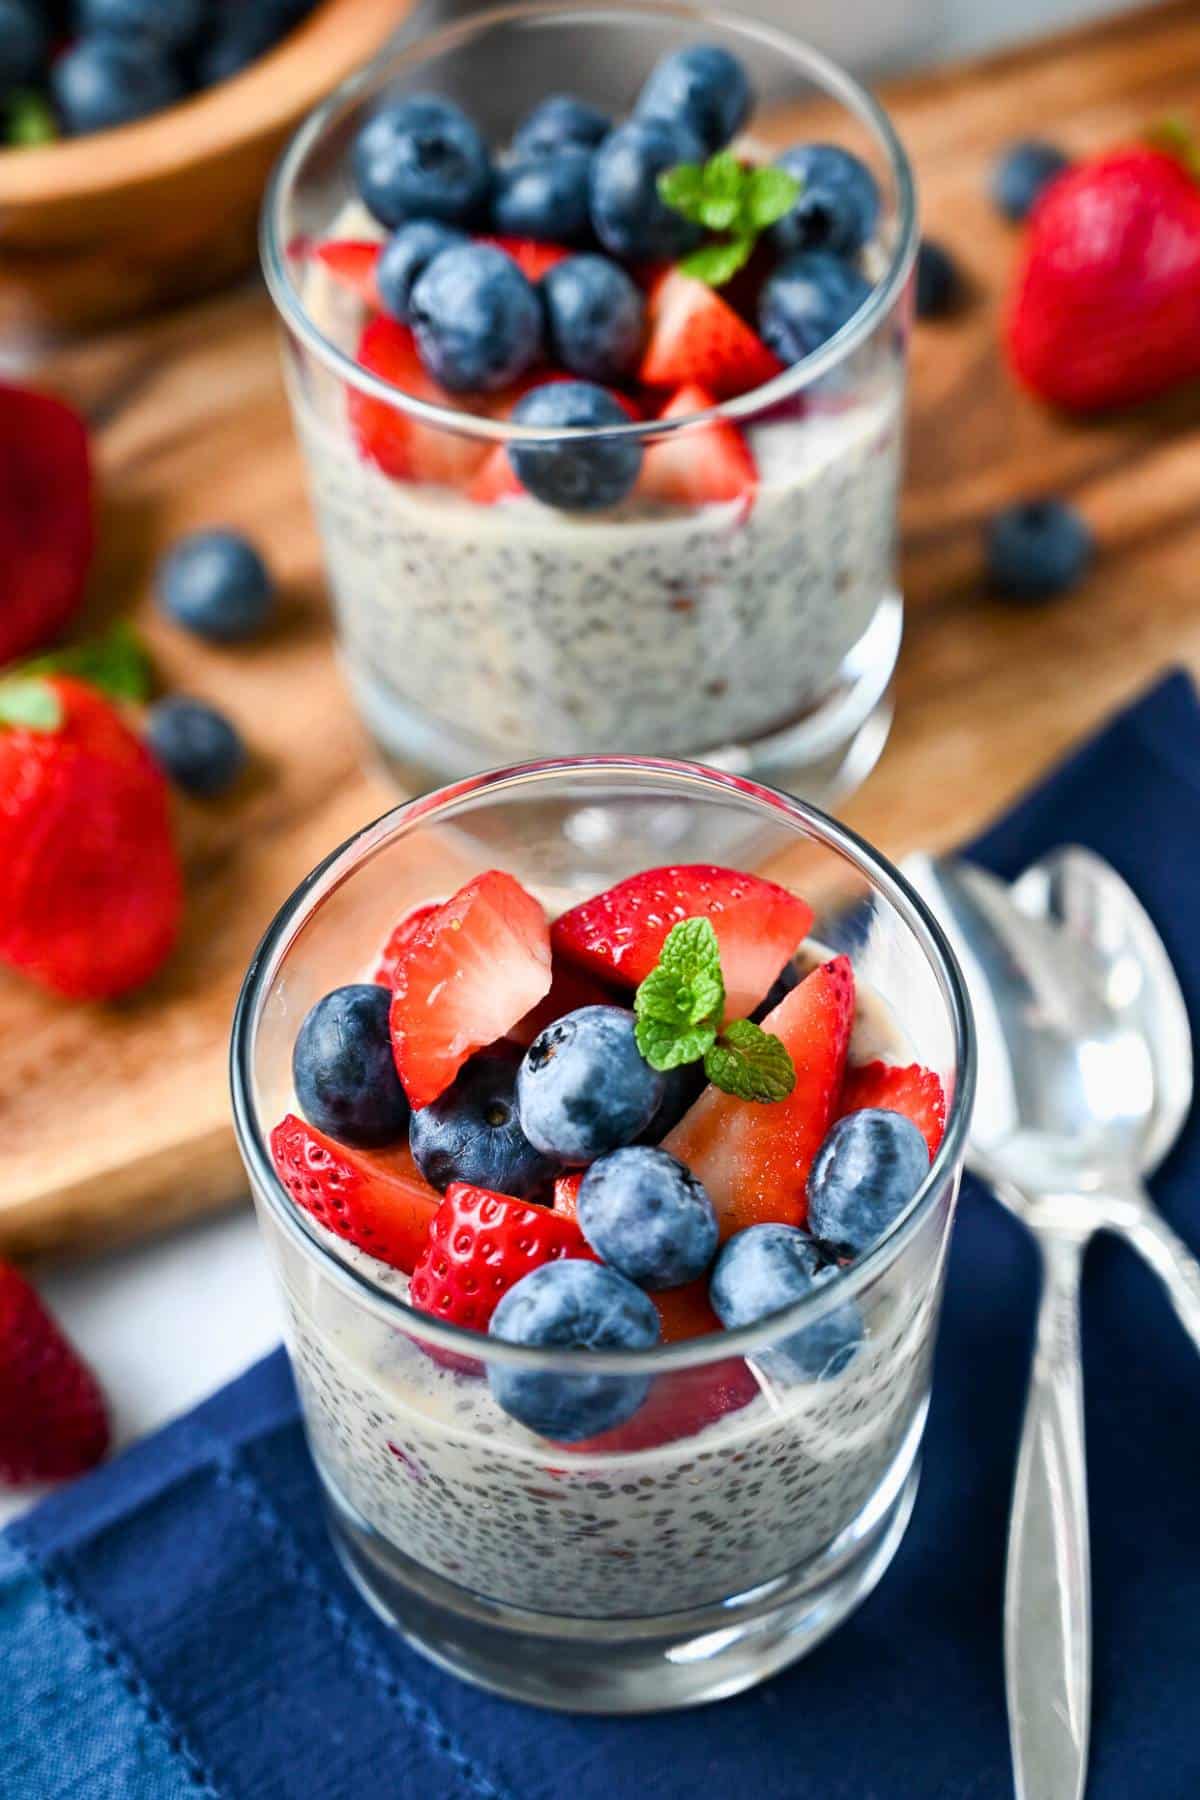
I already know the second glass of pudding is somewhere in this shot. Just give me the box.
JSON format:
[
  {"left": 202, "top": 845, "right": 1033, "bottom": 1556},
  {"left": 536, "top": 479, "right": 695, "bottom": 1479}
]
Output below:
[
  {"left": 231, "top": 759, "right": 973, "bottom": 1711},
  {"left": 262, "top": 2, "right": 916, "bottom": 800}
]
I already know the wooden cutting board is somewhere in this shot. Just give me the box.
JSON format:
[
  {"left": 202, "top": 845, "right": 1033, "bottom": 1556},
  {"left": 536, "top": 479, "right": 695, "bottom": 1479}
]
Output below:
[{"left": 6, "top": 0, "right": 1200, "bottom": 1258}]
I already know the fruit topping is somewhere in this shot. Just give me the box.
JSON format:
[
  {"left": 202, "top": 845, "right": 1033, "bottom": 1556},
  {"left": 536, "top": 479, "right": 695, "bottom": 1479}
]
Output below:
[
  {"left": 639, "top": 267, "right": 783, "bottom": 397},
  {"left": 312, "top": 239, "right": 383, "bottom": 311},
  {"left": 638, "top": 383, "right": 756, "bottom": 506},
  {"left": 590, "top": 117, "right": 706, "bottom": 261},
  {"left": 512, "top": 93, "right": 611, "bottom": 158},
  {"left": 409, "top": 1181, "right": 597, "bottom": 1334},
  {"left": 576, "top": 1144, "right": 718, "bottom": 1289},
  {"left": 409, "top": 242, "right": 543, "bottom": 393},
  {"left": 474, "top": 235, "right": 573, "bottom": 282},
  {"left": 270, "top": 1113, "right": 440, "bottom": 1273},
  {"left": 838, "top": 1059, "right": 948, "bottom": 1159},
  {"left": 709, "top": 1222, "right": 862, "bottom": 1380},
  {"left": 377, "top": 221, "right": 467, "bottom": 322},
  {"left": 354, "top": 94, "right": 492, "bottom": 231},
  {"left": 517, "top": 1004, "right": 665, "bottom": 1163},
  {"left": 493, "top": 145, "right": 595, "bottom": 245},
  {"left": 808, "top": 1108, "right": 930, "bottom": 1259},
  {"left": 634, "top": 44, "right": 751, "bottom": 154},
  {"left": 292, "top": 984, "right": 411, "bottom": 1150},
  {"left": 506, "top": 380, "right": 643, "bottom": 511},
  {"left": 561, "top": 1351, "right": 757, "bottom": 1453},
  {"left": 770, "top": 144, "right": 880, "bottom": 258},
  {"left": 349, "top": 315, "right": 489, "bottom": 486},
  {"left": 372, "top": 903, "right": 441, "bottom": 987},
  {"left": 541, "top": 253, "right": 646, "bottom": 383},
  {"left": 409, "top": 1042, "right": 560, "bottom": 1199},
  {"left": 758, "top": 250, "right": 872, "bottom": 365}
]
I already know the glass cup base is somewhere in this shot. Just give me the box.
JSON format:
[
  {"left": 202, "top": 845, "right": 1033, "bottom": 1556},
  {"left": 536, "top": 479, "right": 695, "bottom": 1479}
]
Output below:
[
  {"left": 344, "top": 592, "right": 901, "bottom": 813},
  {"left": 320, "top": 1444, "right": 920, "bottom": 1715}
]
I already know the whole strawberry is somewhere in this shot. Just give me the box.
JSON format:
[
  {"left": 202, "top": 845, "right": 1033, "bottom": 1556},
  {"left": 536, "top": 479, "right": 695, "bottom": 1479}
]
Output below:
[
  {"left": 0, "top": 675, "right": 183, "bottom": 999},
  {"left": 0, "top": 1261, "right": 109, "bottom": 1485},
  {"left": 1006, "top": 143, "right": 1200, "bottom": 411},
  {"left": 0, "top": 384, "right": 94, "bottom": 668}
]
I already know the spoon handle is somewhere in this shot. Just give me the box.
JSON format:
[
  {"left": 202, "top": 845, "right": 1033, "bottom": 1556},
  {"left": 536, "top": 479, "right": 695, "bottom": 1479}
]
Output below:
[
  {"left": 1120, "top": 1198, "right": 1200, "bottom": 1351},
  {"left": 1006, "top": 1229, "right": 1091, "bottom": 1800}
]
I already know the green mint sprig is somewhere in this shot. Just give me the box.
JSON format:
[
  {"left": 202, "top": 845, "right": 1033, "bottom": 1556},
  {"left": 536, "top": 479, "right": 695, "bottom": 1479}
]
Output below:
[
  {"left": 658, "top": 151, "right": 800, "bottom": 287},
  {"left": 634, "top": 917, "right": 796, "bottom": 1103}
]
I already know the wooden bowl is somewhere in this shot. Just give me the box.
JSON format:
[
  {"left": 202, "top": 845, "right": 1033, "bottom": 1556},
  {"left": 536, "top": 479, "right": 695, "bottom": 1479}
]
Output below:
[{"left": 0, "top": 0, "right": 411, "bottom": 338}]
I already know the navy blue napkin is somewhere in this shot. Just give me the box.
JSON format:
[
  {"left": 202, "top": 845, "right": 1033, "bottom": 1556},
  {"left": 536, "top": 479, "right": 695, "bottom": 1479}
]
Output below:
[{"left": 5, "top": 672, "right": 1200, "bottom": 1800}]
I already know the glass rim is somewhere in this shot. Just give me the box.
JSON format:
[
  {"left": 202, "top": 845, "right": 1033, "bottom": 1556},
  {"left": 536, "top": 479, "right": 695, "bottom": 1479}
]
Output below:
[
  {"left": 230, "top": 756, "right": 976, "bottom": 1375},
  {"left": 259, "top": 0, "right": 919, "bottom": 446}
]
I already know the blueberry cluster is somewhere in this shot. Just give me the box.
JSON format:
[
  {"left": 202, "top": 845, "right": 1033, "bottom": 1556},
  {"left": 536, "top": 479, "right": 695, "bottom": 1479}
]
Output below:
[{"left": 0, "top": 0, "right": 317, "bottom": 144}]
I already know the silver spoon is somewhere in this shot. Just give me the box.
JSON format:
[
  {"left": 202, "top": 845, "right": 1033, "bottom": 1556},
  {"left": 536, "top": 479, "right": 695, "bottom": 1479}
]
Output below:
[{"left": 903, "top": 846, "right": 1195, "bottom": 1800}]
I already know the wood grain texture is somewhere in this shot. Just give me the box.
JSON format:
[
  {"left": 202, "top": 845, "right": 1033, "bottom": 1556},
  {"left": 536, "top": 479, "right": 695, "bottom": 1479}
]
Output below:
[{"left": 5, "top": 0, "right": 1200, "bottom": 1257}]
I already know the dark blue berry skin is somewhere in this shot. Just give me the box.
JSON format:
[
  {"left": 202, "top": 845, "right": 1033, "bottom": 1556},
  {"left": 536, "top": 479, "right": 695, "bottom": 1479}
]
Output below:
[
  {"left": 637, "top": 1059, "right": 706, "bottom": 1145},
  {"left": 541, "top": 254, "right": 645, "bottom": 382},
  {"left": 493, "top": 146, "right": 594, "bottom": 244},
  {"left": 51, "top": 34, "right": 182, "bottom": 134},
  {"left": 915, "top": 239, "right": 960, "bottom": 319},
  {"left": 78, "top": 0, "right": 204, "bottom": 48},
  {"left": 409, "top": 244, "right": 541, "bottom": 393},
  {"left": 807, "top": 1109, "right": 930, "bottom": 1259},
  {"left": 771, "top": 144, "right": 880, "bottom": 259},
  {"left": 985, "top": 499, "right": 1093, "bottom": 602},
  {"left": 759, "top": 251, "right": 872, "bottom": 365},
  {"left": 590, "top": 117, "right": 705, "bottom": 261},
  {"left": 488, "top": 1260, "right": 659, "bottom": 1440},
  {"left": 512, "top": 92, "right": 610, "bottom": 159},
  {"left": 507, "top": 382, "right": 642, "bottom": 512},
  {"left": 518, "top": 1004, "right": 664, "bottom": 1163},
  {"left": 710, "top": 1224, "right": 862, "bottom": 1382},
  {"left": 0, "top": 0, "right": 46, "bottom": 91},
  {"left": 353, "top": 94, "right": 492, "bottom": 231},
  {"left": 157, "top": 530, "right": 274, "bottom": 643},
  {"left": 750, "top": 960, "right": 799, "bottom": 1025},
  {"left": 578, "top": 1146, "right": 718, "bottom": 1290},
  {"left": 376, "top": 220, "right": 467, "bottom": 323},
  {"left": 144, "top": 697, "right": 246, "bottom": 798},
  {"left": 194, "top": 0, "right": 315, "bottom": 86},
  {"left": 634, "top": 44, "right": 751, "bottom": 153},
  {"left": 991, "top": 139, "right": 1071, "bottom": 222},
  {"left": 409, "top": 1042, "right": 560, "bottom": 1200},
  {"left": 292, "top": 984, "right": 410, "bottom": 1150}
]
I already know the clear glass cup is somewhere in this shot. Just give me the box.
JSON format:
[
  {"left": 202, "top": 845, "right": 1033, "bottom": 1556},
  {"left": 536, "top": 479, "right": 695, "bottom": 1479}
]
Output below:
[
  {"left": 261, "top": 2, "right": 917, "bottom": 804},
  {"left": 231, "top": 758, "right": 974, "bottom": 1712}
]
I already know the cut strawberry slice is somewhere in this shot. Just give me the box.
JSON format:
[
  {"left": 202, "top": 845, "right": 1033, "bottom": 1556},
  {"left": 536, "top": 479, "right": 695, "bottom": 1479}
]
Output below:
[
  {"left": 410, "top": 1181, "right": 598, "bottom": 1334},
  {"left": 551, "top": 864, "right": 813, "bottom": 1021},
  {"left": 508, "top": 956, "right": 617, "bottom": 1047},
  {"left": 270, "top": 1114, "right": 440, "bottom": 1274},
  {"left": 839, "top": 1060, "right": 947, "bottom": 1158},
  {"left": 652, "top": 1277, "right": 723, "bottom": 1343},
  {"left": 349, "top": 316, "right": 489, "bottom": 487},
  {"left": 0, "top": 384, "right": 94, "bottom": 668},
  {"left": 468, "top": 444, "right": 523, "bottom": 504},
  {"left": 313, "top": 239, "right": 382, "bottom": 310},
  {"left": 373, "top": 903, "right": 441, "bottom": 988},
  {"left": 664, "top": 955, "right": 856, "bottom": 1235},
  {"left": 639, "top": 269, "right": 784, "bottom": 400},
  {"left": 553, "top": 1170, "right": 583, "bottom": 1218},
  {"left": 562, "top": 1356, "right": 758, "bottom": 1454},
  {"left": 639, "top": 383, "right": 757, "bottom": 507},
  {"left": 476, "top": 235, "right": 572, "bottom": 282},
  {"left": 389, "top": 869, "right": 552, "bottom": 1109}
]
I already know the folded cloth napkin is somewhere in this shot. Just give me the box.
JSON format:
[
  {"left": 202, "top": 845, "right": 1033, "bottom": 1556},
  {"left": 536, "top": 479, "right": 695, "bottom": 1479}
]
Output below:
[{"left": 5, "top": 672, "right": 1200, "bottom": 1800}]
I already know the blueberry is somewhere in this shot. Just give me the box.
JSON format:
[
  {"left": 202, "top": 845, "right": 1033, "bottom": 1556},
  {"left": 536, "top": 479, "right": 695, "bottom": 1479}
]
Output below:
[
  {"left": 409, "top": 244, "right": 541, "bottom": 392},
  {"left": 758, "top": 251, "right": 872, "bottom": 365},
  {"left": 353, "top": 94, "right": 492, "bottom": 231},
  {"left": 991, "top": 139, "right": 1071, "bottom": 222},
  {"left": 985, "top": 499, "right": 1093, "bottom": 601},
  {"left": 376, "top": 220, "right": 467, "bottom": 323},
  {"left": 710, "top": 1224, "right": 862, "bottom": 1381},
  {"left": 194, "top": 0, "right": 314, "bottom": 86},
  {"left": 156, "top": 529, "right": 274, "bottom": 642},
  {"left": 749, "top": 960, "right": 798, "bottom": 1024},
  {"left": 51, "top": 33, "right": 182, "bottom": 134},
  {"left": 915, "top": 238, "right": 960, "bottom": 319},
  {"left": 590, "top": 117, "right": 705, "bottom": 261},
  {"left": 807, "top": 1109, "right": 930, "bottom": 1259},
  {"left": 637, "top": 1059, "right": 705, "bottom": 1144},
  {"left": 493, "top": 145, "right": 594, "bottom": 245},
  {"left": 0, "top": 0, "right": 46, "bottom": 91},
  {"left": 541, "top": 254, "right": 645, "bottom": 382},
  {"left": 507, "top": 381, "right": 642, "bottom": 512},
  {"left": 578, "top": 1146, "right": 718, "bottom": 1290},
  {"left": 144, "top": 696, "right": 246, "bottom": 798},
  {"left": 292, "top": 984, "right": 410, "bottom": 1150},
  {"left": 518, "top": 1004, "right": 664, "bottom": 1162},
  {"left": 512, "top": 92, "right": 610, "bottom": 158},
  {"left": 487, "top": 1260, "right": 659, "bottom": 1440},
  {"left": 78, "top": 0, "right": 204, "bottom": 49},
  {"left": 771, "top": 144, "right": 880, "bottom": 258},
  {"left": 409, "top": 1042, "right": 560, "bottom": 1200},
  {"left": 634, "top": 44, "right": 751, "bottom": 152}
]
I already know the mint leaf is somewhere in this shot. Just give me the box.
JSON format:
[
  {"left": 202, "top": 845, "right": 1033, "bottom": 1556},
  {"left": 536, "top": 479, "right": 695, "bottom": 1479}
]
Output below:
[
  {"left": 636, "top": 1004, "right": 719, "bottom": 1072},
  {"left": 0, "top": 677, "right": 63, "bottom": 732},
  {"left": 745, "top": 165, "right": 801, "bottom": 229},
  {"left": 7, "top": 90, "right": 57, "bottom": 148},
  {"left": 678, "top": 235, "right": 755, "bottom": 286},
  {"left": 697, "top": 149, "right": 747, "bottom": 230},
  {"left": 657, "top": 162, "right": 707, "bottom": 222},
  {"left": 25, "top": 622, "right": 152, "bottom": 703},
  {"left": 704, "top": 1018, "right": 796, "bottom": 1103},
  {"left": 656, "top": 916, "right": 724, "bottom": 1019},
  {"left": 634, "top": 916, "right": 725, "bottom": 1072}
]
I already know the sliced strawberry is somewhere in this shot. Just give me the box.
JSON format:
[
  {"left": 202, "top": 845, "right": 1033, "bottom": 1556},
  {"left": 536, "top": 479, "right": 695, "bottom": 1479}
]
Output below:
[
  {"left": 313, "top": 239, "right": 382, "bottom": 310},
  {"left": 372, "top": 903, "right": 440, "bottom": 988},
  {"left": 639, "top": 383, "right": 757, "bottom": 507},
  {"left": 664, "top": 956, "right": 856, "bottom": 1236},
  {"left": 410, "top": 1181, "right": 598, "bottom": 1336},
  {"left": 389, "top": 870, "right": 552, "bottom": 1109},
  {"left": 553, "top": 1170, "right": 583, "bottom": 1219},
  {"left": 468, "top": 444, "right": 523, "bottom": 505},
  {"left": 0, "top": 1261, "right": 109, "bottom": 1485},
  {"left": 476, "top": 235, "right": 572, "bottom": 282},
  {"left": 270, "top": 1114, "right": 440, "bottom": 1274},
  {"left": 551, "top": 864, "right": 813, "bottom": 1021},
  {"left": 349, "top": 316, "right": 488, "bottom": 487},
  {"left": 509, "top": 956, "right": 617, "bottom": 1047},
  {"left": 652, "top": 1278, "right": 723, "bottom": 1343},
  {"left": 639, "top": 269, "right": 784, "bottom": 400},
  {"left": 839, "top": 1060, "right": 947, "bottom": 1158},
  {"left": 562, "top": 1356, "right": 758, "bottom": 1454}
]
